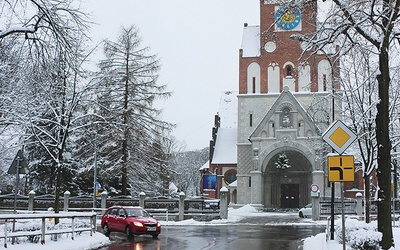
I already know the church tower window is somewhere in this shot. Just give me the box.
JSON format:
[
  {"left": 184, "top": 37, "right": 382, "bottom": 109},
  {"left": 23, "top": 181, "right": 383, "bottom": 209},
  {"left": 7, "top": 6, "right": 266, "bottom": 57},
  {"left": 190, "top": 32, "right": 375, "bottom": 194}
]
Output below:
[
  {"left": 268, "top": 62, "right": 280, "bottom": 93},
  {"left": 252, "top": 77, "right": 256, "bottom": 93},
  {"left": 283, "top": 62, "right": 295, "bottom": 91},
  {"left": 286, "top": 65, "right": 292, "bottom": 77},
  {"left": 247, "top": 62, "right": 260, "bottom": 94},
  {"left": 318, "top": 59, "right": 332, "bottom": 92}
]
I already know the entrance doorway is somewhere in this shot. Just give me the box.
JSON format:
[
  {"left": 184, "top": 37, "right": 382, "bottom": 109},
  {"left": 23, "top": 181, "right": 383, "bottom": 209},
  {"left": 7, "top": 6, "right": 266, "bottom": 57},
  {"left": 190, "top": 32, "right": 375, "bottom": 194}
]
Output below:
[{"left": 280, "top": 184, "right": 299, "bottom": 208}]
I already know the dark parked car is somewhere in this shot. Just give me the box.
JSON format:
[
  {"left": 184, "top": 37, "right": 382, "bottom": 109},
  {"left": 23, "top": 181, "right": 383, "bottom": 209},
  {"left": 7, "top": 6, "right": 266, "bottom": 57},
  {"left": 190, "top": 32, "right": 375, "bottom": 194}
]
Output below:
[{"left": 101, "top": 206, "right": 161, "bottom": 238}]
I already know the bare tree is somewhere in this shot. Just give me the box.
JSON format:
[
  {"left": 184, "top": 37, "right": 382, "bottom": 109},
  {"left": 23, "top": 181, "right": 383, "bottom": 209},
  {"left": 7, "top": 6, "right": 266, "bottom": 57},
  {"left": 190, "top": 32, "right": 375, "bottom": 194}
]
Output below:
[
  {"left": 292, "top": 0, "right": 400, "bottom": 247},
  {"left": 20, "top": 46, "right": 92, "bottom": 222},
  {"left": 171, "top": 148, "right": 209, "bottom": 197},
  {"left": 0, "top": 0, "right": 89, "bottom": 60},
  {"left": 340, "top": 42, "right": 378, "bottom": 223},
  {"left": 0, "top": 0, "right": 92, "bottom": 221}
]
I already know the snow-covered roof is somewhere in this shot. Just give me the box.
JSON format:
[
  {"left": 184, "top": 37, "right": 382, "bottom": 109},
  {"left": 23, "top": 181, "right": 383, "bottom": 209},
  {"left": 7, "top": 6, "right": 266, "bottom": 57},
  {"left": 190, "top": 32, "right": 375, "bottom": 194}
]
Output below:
[
  {"left": 211, "top": 127, "right": 237, "bottom": 164},
  {"left": 241, "top": 25, "right": 260, "bottom": 58},
  {"left": 211, "top": 91, "right": 238, "bottom": 165},
  {"left": 199, "top": 161, "right": 209, "bottom": 171},
  {"left": 228, "top": 180, "right": 237, "bottom": 188},
  {"left": 218, "top": 91, "right": 238, "bottom": 128}
]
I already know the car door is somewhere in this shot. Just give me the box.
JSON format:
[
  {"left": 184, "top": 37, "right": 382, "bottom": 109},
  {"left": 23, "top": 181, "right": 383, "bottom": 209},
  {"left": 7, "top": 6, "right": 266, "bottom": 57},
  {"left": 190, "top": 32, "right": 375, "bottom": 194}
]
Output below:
[
  {"left": 116, "top": 208, "right": 127, "bottom": 232},
  {"left": 106, "top": 208, "right": 118, "bottom": 231}
]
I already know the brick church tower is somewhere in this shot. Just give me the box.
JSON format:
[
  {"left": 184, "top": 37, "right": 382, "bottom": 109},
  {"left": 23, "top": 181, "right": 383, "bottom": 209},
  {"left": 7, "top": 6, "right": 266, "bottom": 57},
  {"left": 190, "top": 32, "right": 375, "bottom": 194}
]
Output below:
[{"left": 235, "top": 0, "right": 340, "bottom": 208}]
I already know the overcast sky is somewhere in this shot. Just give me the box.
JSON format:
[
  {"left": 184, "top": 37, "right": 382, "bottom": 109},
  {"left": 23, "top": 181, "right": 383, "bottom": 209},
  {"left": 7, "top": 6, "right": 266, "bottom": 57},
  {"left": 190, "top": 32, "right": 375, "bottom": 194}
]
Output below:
[{"left": 81, "top": 1, "right": 260, "bottom": 151}]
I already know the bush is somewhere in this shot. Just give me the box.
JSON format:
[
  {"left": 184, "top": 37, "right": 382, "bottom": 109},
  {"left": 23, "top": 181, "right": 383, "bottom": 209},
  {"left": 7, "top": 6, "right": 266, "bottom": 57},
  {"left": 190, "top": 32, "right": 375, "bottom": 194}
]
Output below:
[{"left": 334, "top": 218, "right": 382, "bottom": 250}]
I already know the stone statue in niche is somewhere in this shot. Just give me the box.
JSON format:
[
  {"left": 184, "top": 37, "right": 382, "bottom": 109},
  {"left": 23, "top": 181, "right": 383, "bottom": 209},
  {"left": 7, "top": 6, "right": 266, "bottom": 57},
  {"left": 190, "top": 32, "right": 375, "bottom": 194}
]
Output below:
[{"left": 281, "top": 108, "right": 291, "bottom": 128}]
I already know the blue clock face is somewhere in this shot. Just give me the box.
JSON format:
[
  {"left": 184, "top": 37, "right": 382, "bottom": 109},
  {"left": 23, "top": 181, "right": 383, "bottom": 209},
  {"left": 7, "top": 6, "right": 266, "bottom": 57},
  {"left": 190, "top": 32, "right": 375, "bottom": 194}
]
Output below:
[{"left": 275, "top": 7, "right": 301, "bottom": 30}]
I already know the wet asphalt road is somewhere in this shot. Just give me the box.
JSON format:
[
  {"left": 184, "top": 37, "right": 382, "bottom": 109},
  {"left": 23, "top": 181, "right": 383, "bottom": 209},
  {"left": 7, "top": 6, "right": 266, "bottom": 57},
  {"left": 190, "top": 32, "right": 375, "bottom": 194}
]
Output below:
[{"left": 97, "top": 213, "right": 325, "bottom": 250}]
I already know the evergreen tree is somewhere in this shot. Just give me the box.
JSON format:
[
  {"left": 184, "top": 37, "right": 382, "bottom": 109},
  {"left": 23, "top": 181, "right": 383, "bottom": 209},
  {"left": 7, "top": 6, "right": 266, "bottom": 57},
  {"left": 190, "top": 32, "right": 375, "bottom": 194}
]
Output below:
[{"left": 95, "top": 25, "right": 173, "bottom": 195}]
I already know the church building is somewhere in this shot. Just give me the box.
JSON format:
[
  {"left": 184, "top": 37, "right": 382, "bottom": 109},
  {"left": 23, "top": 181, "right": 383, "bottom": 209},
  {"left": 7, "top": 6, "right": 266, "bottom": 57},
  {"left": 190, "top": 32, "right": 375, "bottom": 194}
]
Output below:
[
  {"left": 206, "top": 0, "right": 343, "bottom": 209},
  {"left": 236, "top": 0, "right": 340, "bottom": 208}
]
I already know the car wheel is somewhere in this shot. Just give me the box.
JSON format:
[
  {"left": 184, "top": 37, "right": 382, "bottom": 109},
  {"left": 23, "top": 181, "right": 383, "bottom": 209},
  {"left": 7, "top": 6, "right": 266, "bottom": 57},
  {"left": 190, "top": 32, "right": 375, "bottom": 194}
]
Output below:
[
  {"left": 152, "top": 234, "right": 159, "bottom": 239},
  {"left": 126, "top": 226, "right": 133, "bottom": 239},
  {"left": 299, "top": 211, "right": 304, "bottom": 218},
  {"left": 103, "top": 224, "right": 110, "bottom": 237}
]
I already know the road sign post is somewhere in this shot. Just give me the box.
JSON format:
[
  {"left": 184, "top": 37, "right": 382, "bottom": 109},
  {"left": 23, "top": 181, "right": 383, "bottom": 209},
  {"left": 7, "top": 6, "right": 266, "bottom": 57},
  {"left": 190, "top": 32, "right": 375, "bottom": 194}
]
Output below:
[
  {"left": 8, "top": 149, "right": 29, "bottom": 245},
  {"left": 322, "top": 120, "right": 357, "bottom": 248}
]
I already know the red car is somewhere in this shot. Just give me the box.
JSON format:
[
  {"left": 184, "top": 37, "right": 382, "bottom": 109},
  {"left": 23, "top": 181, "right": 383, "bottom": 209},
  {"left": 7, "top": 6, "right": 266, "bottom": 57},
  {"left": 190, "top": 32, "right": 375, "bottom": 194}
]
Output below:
[{"left": 101, "top": 206, "right": 161, "bottom": 238}]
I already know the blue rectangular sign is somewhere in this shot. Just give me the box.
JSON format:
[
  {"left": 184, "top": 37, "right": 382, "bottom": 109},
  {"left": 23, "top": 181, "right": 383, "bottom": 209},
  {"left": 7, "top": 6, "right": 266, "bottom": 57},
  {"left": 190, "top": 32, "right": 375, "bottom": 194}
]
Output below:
[{"left": 203, "top": 174, "right": 216, "bottom": 189}]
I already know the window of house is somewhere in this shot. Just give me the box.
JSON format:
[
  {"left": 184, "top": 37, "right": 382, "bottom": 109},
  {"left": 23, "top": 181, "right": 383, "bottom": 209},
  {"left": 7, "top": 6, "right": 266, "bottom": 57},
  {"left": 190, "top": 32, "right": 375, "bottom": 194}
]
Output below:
[
  {"left": 250, "top": 114, "right": 253, "bottom": 127},
  {"left": 323, "top": 74, "right": 327, "bottom": 91}
]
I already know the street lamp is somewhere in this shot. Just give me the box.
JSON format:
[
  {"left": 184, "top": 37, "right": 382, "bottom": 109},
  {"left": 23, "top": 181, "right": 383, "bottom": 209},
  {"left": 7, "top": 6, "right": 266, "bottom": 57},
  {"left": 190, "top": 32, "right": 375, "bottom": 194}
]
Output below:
[{"left": 93, "top": 133, "right": 98, "bottom": 209}]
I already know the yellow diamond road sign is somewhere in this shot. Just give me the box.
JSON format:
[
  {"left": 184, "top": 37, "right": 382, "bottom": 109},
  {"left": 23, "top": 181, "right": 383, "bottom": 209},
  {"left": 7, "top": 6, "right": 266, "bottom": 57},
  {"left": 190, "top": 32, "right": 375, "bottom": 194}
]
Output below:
[{"left": 322, "top": 120, "right": 357, "bottom": 154}]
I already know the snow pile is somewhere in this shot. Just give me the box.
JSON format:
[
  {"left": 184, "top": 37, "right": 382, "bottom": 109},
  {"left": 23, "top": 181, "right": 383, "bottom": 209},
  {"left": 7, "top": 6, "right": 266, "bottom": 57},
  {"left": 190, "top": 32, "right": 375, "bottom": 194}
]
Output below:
[
  {"left": 161, "top": 204, "right": 265, "bottom": 226},
  {"left": 335, "top": 218, "right": 382, "bottom": 250},
  {"left": 302, "top": 233, "right": 331, "bottom": 250},
  {"left": 303, "top": 218, "right": 400, "bottom": 250},
  {"left": 226, "top": 204, "right": 259, "bottom": 222},
  {"left": 5, "top": 232, "right": 110, "bottom": 250}
]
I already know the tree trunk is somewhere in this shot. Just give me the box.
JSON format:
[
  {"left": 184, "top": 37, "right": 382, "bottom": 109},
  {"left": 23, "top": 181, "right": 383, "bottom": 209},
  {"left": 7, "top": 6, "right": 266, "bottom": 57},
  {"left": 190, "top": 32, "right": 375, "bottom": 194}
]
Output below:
[
  {"left": 122, "top": 139, "right": 128, "bottom": 195},
  {"left": 376, "top": 48, "right": 393, "bottom": 249},
  {"left": 364, "top": 174, "right": 371, "bottom": 223},
  {"left": 121, "top": 50, "right": 130, "bottom": 196},
  {"left": 54, "top": 162, "right": 61, "bottom": 224}
]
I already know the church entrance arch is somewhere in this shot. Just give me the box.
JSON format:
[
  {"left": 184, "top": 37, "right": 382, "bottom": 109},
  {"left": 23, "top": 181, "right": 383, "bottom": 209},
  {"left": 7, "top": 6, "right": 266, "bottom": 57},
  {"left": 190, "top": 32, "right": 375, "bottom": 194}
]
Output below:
[{"left": 263, "top": 149, "right": 312, "bottom": 208}]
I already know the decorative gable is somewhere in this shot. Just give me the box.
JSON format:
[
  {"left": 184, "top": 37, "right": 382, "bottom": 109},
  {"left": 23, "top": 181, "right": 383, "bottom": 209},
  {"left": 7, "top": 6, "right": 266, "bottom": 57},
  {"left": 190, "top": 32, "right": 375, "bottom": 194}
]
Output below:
[{"left": 249, "top": 86, "right": 320, "bottom": 140}]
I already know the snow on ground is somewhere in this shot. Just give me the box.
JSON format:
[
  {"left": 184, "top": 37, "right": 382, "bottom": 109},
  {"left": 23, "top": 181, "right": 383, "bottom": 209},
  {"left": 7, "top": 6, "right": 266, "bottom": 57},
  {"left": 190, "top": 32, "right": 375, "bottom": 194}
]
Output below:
[
  {"left": 1, "top": 205, "right": 399, "bottom": 249},
  {"left": 0, "top": 231, "right": 110, "bottom": 250},
  {"left": 303, "top": 221, "right": 400, "bottom": 250}
]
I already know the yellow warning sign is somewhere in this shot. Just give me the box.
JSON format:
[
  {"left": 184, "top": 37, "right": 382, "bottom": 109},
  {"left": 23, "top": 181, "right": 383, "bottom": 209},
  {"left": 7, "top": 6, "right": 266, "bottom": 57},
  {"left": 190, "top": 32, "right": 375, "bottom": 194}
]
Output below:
[{"left": 328, "top": 155, "right": 354, "bottom": 182}]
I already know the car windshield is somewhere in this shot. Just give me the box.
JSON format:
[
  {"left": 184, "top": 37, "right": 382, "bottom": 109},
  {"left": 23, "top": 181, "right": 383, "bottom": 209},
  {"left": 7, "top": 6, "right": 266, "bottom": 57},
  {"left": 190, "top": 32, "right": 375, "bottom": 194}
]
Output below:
[{"left": 125, "top": 208, "right": 149, "bottom": 217}]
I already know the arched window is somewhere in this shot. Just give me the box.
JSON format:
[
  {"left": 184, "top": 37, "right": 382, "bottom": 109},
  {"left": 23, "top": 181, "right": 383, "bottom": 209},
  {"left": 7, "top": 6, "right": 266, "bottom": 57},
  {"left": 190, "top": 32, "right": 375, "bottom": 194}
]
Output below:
[
  {"left": 286, "top": 65, "right": 292, "bottom": 77},
  {"left": 318, "top": 59, "right": 332, "bottom": 92},
  {"left": 247, "top": 62, "right": 260, "bottom": 94},
  {"left": 268, "top": 62, "right": 280, "bottom": 93}
]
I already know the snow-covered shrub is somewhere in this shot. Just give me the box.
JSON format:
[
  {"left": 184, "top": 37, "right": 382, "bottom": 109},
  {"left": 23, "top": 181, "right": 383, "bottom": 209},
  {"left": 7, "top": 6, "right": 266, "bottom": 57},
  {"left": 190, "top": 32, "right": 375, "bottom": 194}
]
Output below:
[{"left": 335, "top": 218, "right": 382, "bottom": 250}]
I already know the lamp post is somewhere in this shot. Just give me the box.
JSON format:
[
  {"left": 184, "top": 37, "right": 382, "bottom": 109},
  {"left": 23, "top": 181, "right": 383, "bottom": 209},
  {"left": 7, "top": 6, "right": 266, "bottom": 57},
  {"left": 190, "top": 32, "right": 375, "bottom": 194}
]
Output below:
[{"left": 93, "top": 135, "right": 98, "bottom": 209}]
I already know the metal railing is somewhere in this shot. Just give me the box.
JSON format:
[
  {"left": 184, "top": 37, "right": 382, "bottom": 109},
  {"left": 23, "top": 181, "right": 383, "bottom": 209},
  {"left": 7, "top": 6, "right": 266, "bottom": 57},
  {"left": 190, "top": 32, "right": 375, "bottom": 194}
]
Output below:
[{"left": 0, "top": 212, "right": 96, "bottom": 248}]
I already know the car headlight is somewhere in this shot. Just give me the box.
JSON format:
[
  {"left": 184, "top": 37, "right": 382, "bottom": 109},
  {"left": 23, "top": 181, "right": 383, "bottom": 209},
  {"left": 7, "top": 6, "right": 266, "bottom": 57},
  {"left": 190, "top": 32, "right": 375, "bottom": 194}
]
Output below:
[
  {"left": 157, "top": 222, "right": 161, "bottom": 227},
  {"left": 133, "top": 222, "right": 144, "bottom": 227}
]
